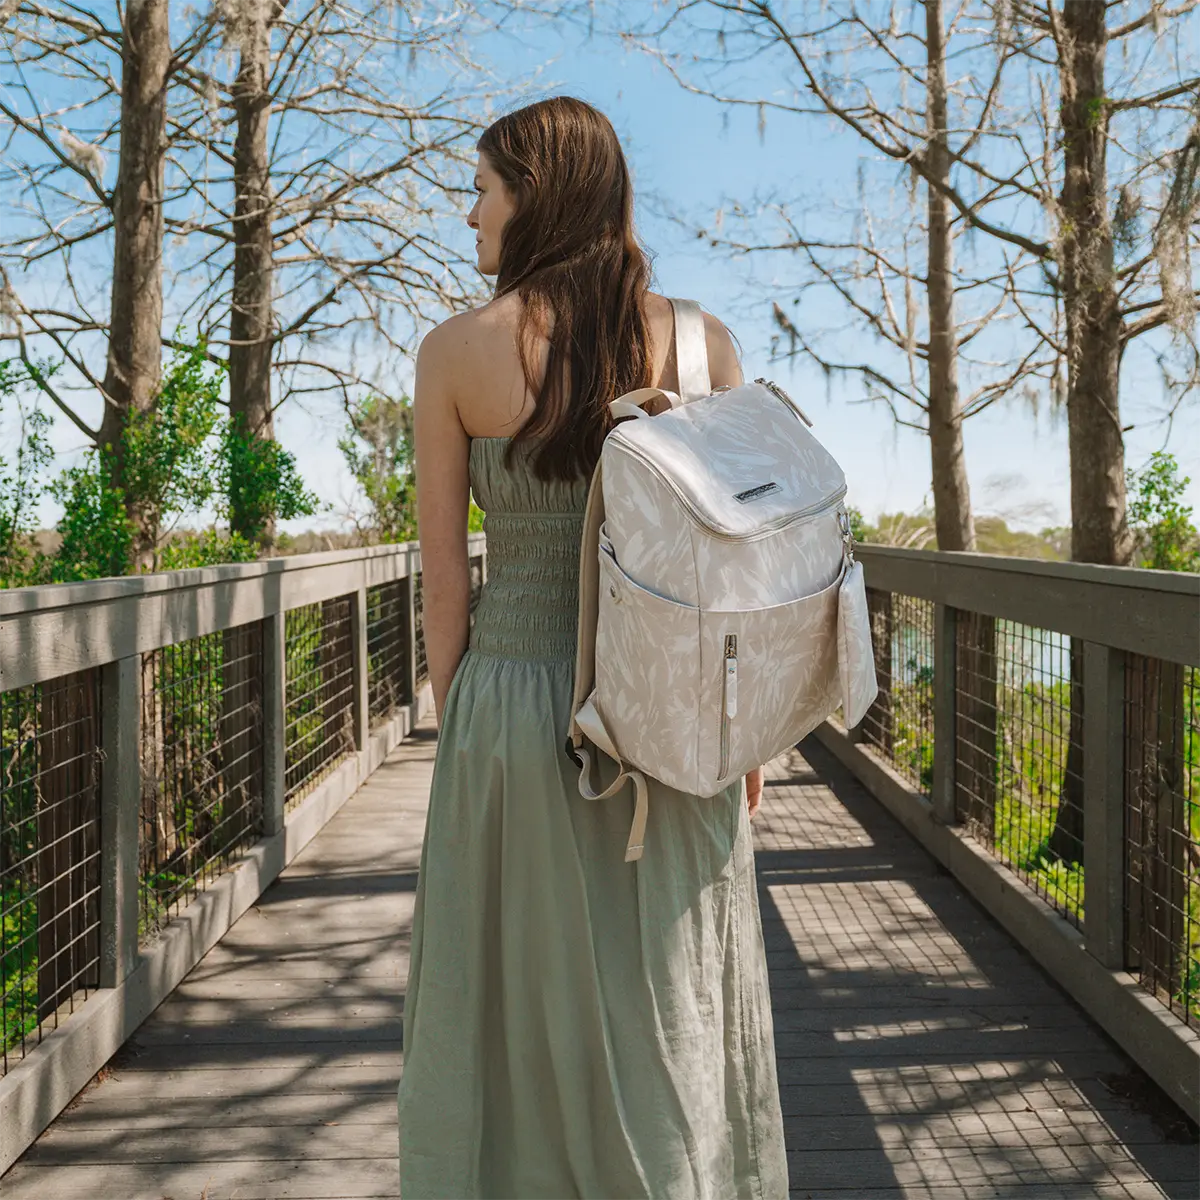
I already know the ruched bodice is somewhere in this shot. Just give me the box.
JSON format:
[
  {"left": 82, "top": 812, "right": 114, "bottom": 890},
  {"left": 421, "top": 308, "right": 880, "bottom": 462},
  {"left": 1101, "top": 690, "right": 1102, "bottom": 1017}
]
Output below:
[{"left": 467, "top": 436, "right": 590, "bottom": 662}]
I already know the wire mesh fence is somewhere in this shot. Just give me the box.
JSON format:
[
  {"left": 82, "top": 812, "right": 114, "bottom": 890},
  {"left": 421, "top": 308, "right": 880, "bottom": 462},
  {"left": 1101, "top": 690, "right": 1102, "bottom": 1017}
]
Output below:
[
  {"left": 1124, "top": 658, "right": 1199, "bottom": 1028},
  {"left": 860, "top": 589, "right": 935, "bottom": 797},
  {"left": 954, "top": 615, "right": 1084, "bottom": 929},
  {"left": 469, "top": 552, "right": 485, "bottom": 619},
  {"left": 285, "top": 596, "right": 356, "bottom": 807},
  {"left": 366, "top": 579, "right": 412, "bottom": 726},
  {"left": 414, "top": 572, "right": 429, "bottom": 687},
  {"left": 139, "top": 625, "right": 264, "bottom": 940},
  {"left": 1, "top": 671, "right": 103, "bottom": 1076}
]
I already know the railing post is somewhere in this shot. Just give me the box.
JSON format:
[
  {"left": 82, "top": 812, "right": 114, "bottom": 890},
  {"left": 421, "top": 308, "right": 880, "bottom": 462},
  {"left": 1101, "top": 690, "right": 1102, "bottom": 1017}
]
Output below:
[
  {"left": 351, "top": 585, "right": 369, "bottom": 753},
  {"left": 932, "top": 603, "right": 957, "bottom": 824},
  {"left": 262, "top": 611, "right": 287, "bottom": 837},
  {"left": 404, "top": 548, "right": 419, "bottom": 706},
  {"left": 100, "top": 656, "right": 140, "bottom": 988},
  {"left": 1083, "top": 641, "right": 1125, "bottom": 970}
]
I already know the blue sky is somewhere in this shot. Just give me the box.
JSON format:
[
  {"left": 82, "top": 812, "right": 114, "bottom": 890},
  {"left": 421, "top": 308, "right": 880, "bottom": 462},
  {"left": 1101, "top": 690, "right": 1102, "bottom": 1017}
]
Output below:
[
  {"left": 273, "top": 7, "right": 1198, "bottom": 535},
  {"left": 8, "top": 3, "right": 1195, "bottom": 534}
]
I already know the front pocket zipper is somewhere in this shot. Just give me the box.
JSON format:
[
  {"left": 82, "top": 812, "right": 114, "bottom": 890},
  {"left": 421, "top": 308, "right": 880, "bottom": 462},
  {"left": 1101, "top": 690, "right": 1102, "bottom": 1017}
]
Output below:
[{"left": 719, "top": 633, "right": 738, "bottom": 780}]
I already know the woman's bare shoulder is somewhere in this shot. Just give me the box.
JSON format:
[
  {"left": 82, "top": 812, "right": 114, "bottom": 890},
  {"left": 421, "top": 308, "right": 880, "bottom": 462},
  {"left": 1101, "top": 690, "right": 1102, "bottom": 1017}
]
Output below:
[{"left": 417, "top": 297, "right": 522, "bottom": 378}]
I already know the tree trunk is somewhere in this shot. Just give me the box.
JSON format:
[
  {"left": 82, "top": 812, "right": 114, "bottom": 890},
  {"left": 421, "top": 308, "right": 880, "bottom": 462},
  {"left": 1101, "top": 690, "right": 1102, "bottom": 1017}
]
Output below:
[
  {"left": 97, "top": 0, "right": 170, "bottom": 573},
  {"left": 229, "top": 0, "right": 277, "bottom": 549},
  {"left": 924, "top": 0, "right": 975, "bottom": 553},
  {"left": 1058, "top": 1, "right": 1131, "bottom": 569},
  {"left": 1050, "top": 1, "right": 1133, "bottom": 861}
]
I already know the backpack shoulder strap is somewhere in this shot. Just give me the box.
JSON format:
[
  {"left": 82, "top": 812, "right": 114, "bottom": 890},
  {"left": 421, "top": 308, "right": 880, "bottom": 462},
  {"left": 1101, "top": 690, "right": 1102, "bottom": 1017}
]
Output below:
[
  {"left": 669, "top": 297, "right": 712, "bottom": 403},
  {"left": 569, "top": 459, "right": 606, "bottom": 752}
]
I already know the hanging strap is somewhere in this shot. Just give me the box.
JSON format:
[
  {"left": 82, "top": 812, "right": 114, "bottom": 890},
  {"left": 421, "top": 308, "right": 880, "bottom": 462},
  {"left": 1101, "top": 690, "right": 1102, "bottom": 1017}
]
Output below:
[
  {"left": 572, "top": 696, "right": 650, "bottom": 862},
  {"left": 669, "top": 297, "right": 712, "bottom": 403}
]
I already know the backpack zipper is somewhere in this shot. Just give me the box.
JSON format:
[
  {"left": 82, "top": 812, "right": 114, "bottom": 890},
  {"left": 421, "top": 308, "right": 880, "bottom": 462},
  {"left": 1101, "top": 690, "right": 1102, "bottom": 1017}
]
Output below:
[
  {"left": 719, "top": 634, "right": 738, "bottom": 780},
  {"left": 755, "top": 377, "right": 813, "bottom": 426},
  {"left": 613, "top": 438, "right": 847, "bottom": 543}
]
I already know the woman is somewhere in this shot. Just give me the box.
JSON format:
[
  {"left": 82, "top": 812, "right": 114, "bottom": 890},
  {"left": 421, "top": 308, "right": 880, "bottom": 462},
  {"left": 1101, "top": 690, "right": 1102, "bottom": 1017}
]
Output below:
[{"left": 397, "top": 96, "right": 788, "bottom": 1199}]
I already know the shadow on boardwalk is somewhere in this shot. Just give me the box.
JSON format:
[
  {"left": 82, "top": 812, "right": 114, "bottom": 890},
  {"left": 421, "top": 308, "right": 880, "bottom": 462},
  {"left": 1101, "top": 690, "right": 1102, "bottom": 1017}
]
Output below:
[{"left": 3, "top": 724, "right": 1197, "bottom": 1199}]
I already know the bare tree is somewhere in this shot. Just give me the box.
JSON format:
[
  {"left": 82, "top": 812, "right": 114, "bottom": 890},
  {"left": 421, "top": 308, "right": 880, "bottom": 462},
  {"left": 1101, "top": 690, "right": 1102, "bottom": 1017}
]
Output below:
[
  {"left": 97, "top": 0, "right": 170, "bottom": 568},
  {"left": 169, "top": 0, "right": 501, "bottom": 437},
  {"left": 631, "top": 0, "right": 1047, "bottom": 552},
  {"left": 999, "top": 0, "right": 1200, "bottom": 566},
  {"left": 1, "top": 0, "right": 528, "bottom": 549},
  {"left": 0, "top": 0, "right": 201, "bottom": 566},
  {"left": 226, "top": 0, "right": 278, "bottom": 544},
  {"left": 635, "top": 0, "right": 1199, "bottom": 566}
]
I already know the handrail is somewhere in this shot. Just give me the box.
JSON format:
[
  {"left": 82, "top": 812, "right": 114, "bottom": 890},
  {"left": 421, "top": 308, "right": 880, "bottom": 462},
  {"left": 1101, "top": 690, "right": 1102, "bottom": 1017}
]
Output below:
[
  {"left": 855, "top": 544, "right": 1200, "bottom": 664},
  {"left": 0, "top": 534, "right": 487, "bottom": 692}
]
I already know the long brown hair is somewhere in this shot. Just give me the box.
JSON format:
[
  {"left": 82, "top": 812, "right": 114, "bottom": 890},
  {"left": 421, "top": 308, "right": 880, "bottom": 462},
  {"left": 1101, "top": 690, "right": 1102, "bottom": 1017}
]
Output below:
[{"left": 477, "top": 96, "right": 654, "bottom": 481}]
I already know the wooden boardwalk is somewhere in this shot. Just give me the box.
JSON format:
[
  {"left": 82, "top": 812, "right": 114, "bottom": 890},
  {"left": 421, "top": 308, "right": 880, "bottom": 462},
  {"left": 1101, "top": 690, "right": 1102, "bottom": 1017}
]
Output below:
[{"left": 4, "top": 721, "right": 1197, "bottom": 1199}]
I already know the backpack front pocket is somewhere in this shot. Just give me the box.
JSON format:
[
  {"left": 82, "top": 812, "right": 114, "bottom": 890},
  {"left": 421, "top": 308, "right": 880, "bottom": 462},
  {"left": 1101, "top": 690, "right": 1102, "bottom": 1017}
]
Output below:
[
  {"left": 701, "top": 567, "right": 844, "bottom": 789},
  {"left": 595, "top": 547, "right": 702, "bottom": 792}
]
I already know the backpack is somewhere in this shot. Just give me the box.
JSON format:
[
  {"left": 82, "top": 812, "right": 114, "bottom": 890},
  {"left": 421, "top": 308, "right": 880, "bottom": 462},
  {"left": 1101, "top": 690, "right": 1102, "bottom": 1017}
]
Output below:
[{"left": 567, "top": 298, "right": 879, "bottom": 862}]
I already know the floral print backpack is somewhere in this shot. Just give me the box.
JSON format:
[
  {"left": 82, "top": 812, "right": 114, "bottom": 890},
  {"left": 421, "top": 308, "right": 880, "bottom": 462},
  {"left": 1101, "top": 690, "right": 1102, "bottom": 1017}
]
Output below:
[{"left": 568, "top": 298, "right": 878, "bottom": 861}]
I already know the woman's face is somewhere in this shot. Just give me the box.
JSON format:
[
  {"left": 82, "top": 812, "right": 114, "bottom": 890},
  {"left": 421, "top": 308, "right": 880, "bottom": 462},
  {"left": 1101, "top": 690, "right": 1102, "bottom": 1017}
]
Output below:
[{"left": 467, "top": 152, "right": 517, "bottom": 277}]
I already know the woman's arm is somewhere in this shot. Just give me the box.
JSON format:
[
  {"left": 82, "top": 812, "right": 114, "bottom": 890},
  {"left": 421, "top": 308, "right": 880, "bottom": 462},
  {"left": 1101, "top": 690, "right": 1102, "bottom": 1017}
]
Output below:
[{"left": 412, "top": 318, "right": 473, "bottom": 726}]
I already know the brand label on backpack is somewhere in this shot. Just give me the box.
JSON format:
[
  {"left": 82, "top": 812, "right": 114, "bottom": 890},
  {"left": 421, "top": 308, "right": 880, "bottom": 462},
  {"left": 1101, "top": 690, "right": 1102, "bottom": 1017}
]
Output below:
[{"left": 733, "top": 482, "right": 781, "bottom": 504}]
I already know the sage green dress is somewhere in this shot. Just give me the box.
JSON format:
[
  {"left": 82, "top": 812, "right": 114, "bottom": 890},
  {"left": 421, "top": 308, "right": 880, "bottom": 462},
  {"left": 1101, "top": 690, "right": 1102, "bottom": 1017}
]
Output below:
[{"left": 396, "top": 436, "right": 788, "bottom": 1199}]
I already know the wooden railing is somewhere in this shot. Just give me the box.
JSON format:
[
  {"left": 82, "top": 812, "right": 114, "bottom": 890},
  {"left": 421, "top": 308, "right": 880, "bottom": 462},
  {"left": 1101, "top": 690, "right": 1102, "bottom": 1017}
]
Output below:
[
  {"left": 0, "top": 535, "right": 485, "bottom": 1170},
  {"left": 818, "top": 546, "right": 1200, "bottom": 1122}
]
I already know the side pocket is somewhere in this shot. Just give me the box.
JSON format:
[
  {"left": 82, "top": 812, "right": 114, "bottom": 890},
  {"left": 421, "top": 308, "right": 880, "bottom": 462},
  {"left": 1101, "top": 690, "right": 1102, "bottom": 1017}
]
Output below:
[
  {"left": 595, "top": 548, "right": 702, "bottom": 792},
  {"left": 838, "top": 558, "right": 879, "bottom": 728}
]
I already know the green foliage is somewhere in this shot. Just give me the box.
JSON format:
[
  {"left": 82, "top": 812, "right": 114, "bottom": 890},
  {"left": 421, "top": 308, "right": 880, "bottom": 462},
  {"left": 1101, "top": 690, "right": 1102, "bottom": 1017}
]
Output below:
[
  {"left": 44, "top": 342, "right": 319, "bottom": 582},
  {"left": 1, "top": 878, "right": 38, "bottom": 1052},
  {"left": 51, "top": 454, "right": 135, "bottom": 581},
  {"left": 846, "top": 504, "right": 870, "bottom": 543},
  {"left": 848, "top": 509, "right": 1084, "bottom": 562},
  {"left": 0, "top": 359, "right": 54, "bottom": 587},
  {"left": 337, "top": 387, "right": 485, "bottom": 538},
  {"left": 223, "top": 415, "right": 319, "bottom": 545},
  {"left": 340, "top": 393, "right": 417, "bottom": 542},
  {"left": 974, "top": 516, "right": 1064, "bottom": 560},
  {"left": 52, "top": 344, "right": 224, "bottom": 580},
  {"left": 1127, "top": 451, "right": 1200, "bottom": 572},
  {"left": 123, "top": 343, "right": 222, "bottom": 533},
  {"left": 157, "top": 528, "right": 259, "bottom": 570}
]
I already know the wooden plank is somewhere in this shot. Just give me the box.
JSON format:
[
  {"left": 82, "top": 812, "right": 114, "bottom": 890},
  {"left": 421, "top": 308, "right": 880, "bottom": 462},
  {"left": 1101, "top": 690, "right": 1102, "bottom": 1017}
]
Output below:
[
  {"left": 0, "top": 1157, "right": 401, "bottom": 1200},
  {"left": 856, "top": 545, "right": 1200, "bottom": 663},
  {"left": 0, "top": 546, "right": 421, "bottom": 691},
  {"left": 7, "top": 719, "right": 1194, "bottom": 1200}
]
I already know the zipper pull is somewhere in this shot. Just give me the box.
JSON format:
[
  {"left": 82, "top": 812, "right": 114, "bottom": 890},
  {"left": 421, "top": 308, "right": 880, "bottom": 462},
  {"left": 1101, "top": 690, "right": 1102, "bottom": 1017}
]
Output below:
[
  {"left": 724, "top": 637, "right": 738, "bottom": 719},
  {"left": 755, "top": 377, "right": 813, "bottom": 427}
]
